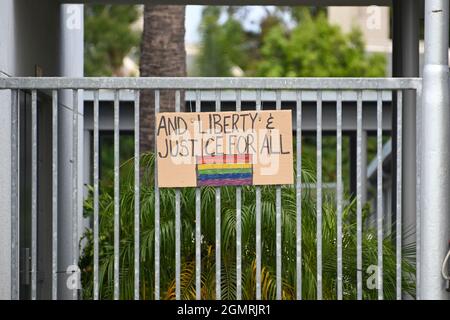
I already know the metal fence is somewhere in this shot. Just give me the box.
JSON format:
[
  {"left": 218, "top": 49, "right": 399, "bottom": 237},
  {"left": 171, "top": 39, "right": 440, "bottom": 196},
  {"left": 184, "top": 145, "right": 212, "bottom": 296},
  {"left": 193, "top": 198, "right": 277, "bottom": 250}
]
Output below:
[{"left": 0, "top": 77, "right": 422, "bottom": 300}]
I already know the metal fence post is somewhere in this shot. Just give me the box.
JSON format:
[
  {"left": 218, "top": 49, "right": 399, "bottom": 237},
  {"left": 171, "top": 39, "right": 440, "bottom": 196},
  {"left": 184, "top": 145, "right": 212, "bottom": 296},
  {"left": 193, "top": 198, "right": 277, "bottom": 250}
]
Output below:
[
  {"left": 0, "top": 88, "right": 13, "bottom": 300},
  {"left": 421, "top": 0, "right": 450, "bottom": 300}
]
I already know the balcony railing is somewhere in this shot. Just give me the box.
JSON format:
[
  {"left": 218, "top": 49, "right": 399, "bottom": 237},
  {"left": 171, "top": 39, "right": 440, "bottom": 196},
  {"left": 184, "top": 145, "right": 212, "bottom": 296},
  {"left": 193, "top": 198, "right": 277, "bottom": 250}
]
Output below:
[{"left": 0, "top": 77, "right": 422, "bottom": 300}]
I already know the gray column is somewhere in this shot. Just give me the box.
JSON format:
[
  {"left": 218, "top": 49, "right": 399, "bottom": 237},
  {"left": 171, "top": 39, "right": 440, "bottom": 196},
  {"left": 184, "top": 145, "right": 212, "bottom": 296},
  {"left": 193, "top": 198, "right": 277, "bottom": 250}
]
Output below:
[
  {"left": 421, "top": 0, "right": 450, "bottom": 300},
  {"left": 58, "top": 4, "right": 84, "bottom": 300},
  {"left": 393, "top": 0, "right": 420, "bottom": 248},
  {"left": 0, "top": 0, "right": 17, "bottom": 301},
  {"left": 402, "top": 1, "right": 420, "bottom": 251}
]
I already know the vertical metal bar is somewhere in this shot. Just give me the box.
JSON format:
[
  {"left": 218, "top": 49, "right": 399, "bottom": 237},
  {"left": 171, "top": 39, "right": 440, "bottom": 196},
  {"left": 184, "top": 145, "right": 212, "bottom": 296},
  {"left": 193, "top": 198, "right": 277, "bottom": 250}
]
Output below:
[
  {"left": 195, "top": 90, "right": 201, "bottom": 300},
  {"left": 154, "top": 90, "right": 160, "bottom": 300},
  {"left": 195, "top": 187, "right": 201, "bottom": 300},
  {"left": 255, "top": 90, "right": 262, "bottom": 300},
  {"left": 415, "top": 86, "right": 422, "bottom": 300},
  {"left": 376, "top": 91, "right": 384, "bottom": 300},
  {"left": 396, "top": 90, "right": 403, "bottom": 300},
  {"left": 11, "top": 89, "right": 19, "bottom": 300},
  {"left": 175, "top": 90, "right": 181, "bottom": 300},
  {"left": 113, "top": 90, "right": 120, "bottom": 300},
  {"left": 214, "top": 91, "right": 222, "bottom": 301},
  {"left": 356, "top": 91, "right": 364, "bottom": 300},
  {"left": 72, "top": 89, "right": 79, "bottom": 300},
  {"left": 216, "top": 90, "right": 222, "bottom": 300},
  {"left": 175, "top": 189, "right": 181, "bottom": 300},
  {"left": 31, "top": 90, "right": 37, "bottom": 300},
  {"left": 134, "top": 90, "right": 140, "bottom": 300},
  {"left": 236, "top": 187, "right": 242, "bottom": 300},
  {"left": 52, "top": 90, "right": 58, "bottom": 300},
  {"left": 336, "top": 91, "right": 343, "bottom": 300},
  {"left": 93, "top": 90, "right": 100, "bottom": 300},
  {"left": 316, "top": 91, "right": 323, "bottom": 300},
  {"left": 296, "top": 90, "right": 302, "bottom": 301},
  {"left": 276, "top": 90, "right": 282, "bottom": 300},
  {"left": 356, "top": 90, "right": 363, "bottom": 300},
  {"left": 235, "top": 90, "right": 242, "bottom": 300}
]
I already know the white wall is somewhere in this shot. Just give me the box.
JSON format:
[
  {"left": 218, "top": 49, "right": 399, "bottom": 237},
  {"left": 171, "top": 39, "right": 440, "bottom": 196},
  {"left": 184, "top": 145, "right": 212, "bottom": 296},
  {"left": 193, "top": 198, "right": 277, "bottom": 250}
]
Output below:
[
  {"left": 0, "top": 0, "right": 62, "bottom": 77},
  {"left": 328, "top": 6, "right": 391, "bottom": 51},
  {"left": 0, "top": 0, "right": 15, "bottom": 76}
]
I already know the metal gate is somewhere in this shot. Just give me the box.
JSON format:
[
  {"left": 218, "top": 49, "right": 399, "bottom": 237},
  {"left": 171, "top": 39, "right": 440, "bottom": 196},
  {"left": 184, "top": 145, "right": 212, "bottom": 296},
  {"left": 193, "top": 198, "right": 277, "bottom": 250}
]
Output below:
[{"left": 0, "top": 77, "right": 422, "bottom": 300}]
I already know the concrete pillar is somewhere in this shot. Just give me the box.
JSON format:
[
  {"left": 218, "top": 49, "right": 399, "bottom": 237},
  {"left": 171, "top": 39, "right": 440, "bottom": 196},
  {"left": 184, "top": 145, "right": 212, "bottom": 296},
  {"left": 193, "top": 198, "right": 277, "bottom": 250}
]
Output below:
[
  {"left": 0, "top": 5, "right": 15, "bottom": 299},
  {"left": 421, "top": 0, "right": 450, "bottom": 300},
  {"left": 58, "top": 4, "right": 84, "bottom": 300}
]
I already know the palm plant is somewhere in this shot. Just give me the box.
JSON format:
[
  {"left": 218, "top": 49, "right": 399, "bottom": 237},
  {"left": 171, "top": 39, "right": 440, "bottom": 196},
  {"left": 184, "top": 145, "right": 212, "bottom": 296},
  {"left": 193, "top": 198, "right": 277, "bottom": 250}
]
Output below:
[{"left": 80, "top": 152, "right": 415, "bottom": 300}]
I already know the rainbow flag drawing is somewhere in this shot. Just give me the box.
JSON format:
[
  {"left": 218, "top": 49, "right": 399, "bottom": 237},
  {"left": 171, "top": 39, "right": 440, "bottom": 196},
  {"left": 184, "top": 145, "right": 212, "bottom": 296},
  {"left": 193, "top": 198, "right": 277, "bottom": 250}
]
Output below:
[{"left": 196, "top": 154, "right": 253, "bottom": 187}]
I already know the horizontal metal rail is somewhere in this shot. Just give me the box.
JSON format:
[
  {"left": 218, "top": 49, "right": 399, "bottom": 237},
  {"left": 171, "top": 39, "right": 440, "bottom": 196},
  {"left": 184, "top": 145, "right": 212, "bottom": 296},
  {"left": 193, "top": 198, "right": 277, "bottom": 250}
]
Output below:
[{"left": 0, "top": 77, "right": 421, "bottom": 90}]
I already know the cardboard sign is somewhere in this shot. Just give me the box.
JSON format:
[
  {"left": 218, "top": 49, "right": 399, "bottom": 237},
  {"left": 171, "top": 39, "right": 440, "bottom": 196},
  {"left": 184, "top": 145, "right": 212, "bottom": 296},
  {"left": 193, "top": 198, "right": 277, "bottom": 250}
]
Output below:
[{"left": 156, "top": 110, "right": 293, "bottom": 188}]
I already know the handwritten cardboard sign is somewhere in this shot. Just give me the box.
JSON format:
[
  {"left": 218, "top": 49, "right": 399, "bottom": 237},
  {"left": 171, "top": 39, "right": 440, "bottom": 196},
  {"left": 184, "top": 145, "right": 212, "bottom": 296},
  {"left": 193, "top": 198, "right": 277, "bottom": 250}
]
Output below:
[{"left": 156, "top": 110, "right": 293, "bottom": 188}]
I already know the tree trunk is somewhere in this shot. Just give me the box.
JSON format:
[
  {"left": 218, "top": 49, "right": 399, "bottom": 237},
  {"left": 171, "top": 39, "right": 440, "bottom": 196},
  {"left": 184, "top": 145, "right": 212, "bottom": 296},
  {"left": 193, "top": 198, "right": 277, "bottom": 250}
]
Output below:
[{"left": 140, "top": 5, "right": 186, "bottom": 153}]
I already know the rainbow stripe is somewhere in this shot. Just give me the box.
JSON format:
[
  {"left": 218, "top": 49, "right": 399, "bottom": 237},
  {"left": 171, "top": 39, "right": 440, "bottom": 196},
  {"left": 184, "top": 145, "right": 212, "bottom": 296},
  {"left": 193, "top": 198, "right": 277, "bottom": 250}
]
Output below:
[
  {"left": 198, "top": 163, "right": 252, "bottom": 170},
  {"left": 196, "top": 154, "right": 253, "bottom": 187}
]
